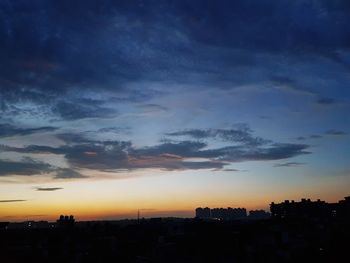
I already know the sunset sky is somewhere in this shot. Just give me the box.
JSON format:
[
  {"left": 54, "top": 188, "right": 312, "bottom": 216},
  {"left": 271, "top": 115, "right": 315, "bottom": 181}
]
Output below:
[{"left": 0, "top": 0, "right": 349, "bottom": 221}]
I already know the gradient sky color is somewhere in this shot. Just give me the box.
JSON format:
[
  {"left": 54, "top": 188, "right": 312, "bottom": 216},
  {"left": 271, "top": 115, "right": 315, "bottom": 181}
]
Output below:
[{"left": 0, "top": 0, "right": 349, "bottom": 221}]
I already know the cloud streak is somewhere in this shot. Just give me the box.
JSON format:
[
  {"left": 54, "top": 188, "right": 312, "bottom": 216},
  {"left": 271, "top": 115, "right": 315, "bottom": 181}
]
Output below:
[
  {"left": 325, "top": 130, "right": 347, "bottom": 136},
  {"left": 165, "top": 126, "right": 271, "bottom": 146},
  {"left": 274, "top": 162, "right": 306, "bottom": 168},
  {"left": 35, "top": 187, "right": 63, "bottom": 191},
  {"left": 0, "top": 199, "right": 27, "bottom": 203},
  {"left": 316, "top": 98, "right": 337, "bottom": 105},
  {"left": 0, "top": 124, "right": 57, "bottom": 138}
]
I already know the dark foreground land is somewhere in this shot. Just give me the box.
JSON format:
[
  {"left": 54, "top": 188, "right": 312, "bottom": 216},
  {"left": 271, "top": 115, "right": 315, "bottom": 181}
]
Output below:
[{"left": 1, "top": 217, "right": 349, "bottom": 263}]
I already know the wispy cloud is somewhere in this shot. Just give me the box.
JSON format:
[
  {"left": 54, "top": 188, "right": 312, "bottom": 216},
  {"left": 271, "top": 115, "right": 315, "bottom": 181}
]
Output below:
[
  {"left": 0, "top": 124, "right": 57, "bottom": 138},
  {"left": 274, "top": 162, "right": 306, "bottom": 168},
  {"left": 0, "top": 199, "right": 27, "bottom": 203},
  {"left": 213, "top": 168, "right": 241, "bottom": 172},
  {"left": 309, "top": 134, "right": 323, "bottom": 139},
  {"left": 165, "top": 125, "right": 271, "bottom": 146},
  {"left": 325, "top": 130, "right": 347, "bottom": 136},
  {"left": 137, "top": 104, "right": 169, "bottom": 112},
  {"left": 316, "top": 98, "right": 336, "bottom": 105},
  {"left": 35, "top": 187, "right": 63, "bottom": 191}
]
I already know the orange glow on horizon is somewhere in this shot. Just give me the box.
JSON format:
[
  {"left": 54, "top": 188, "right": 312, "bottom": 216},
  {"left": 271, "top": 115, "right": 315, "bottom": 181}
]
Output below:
[{"left": 1, "top": 169, "right": 349, "bottom": 222}]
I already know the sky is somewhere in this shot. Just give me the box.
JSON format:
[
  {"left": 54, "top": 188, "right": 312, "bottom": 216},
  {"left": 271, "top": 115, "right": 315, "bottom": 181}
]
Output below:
[{"left": 0, "top": 0, "right": 350, "bottom": 221}]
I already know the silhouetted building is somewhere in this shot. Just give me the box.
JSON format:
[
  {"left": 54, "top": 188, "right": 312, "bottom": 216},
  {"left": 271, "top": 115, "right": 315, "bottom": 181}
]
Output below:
[
  {"left": 332, "top": 196, "right": 350, "bottom": 218},
  {"left": 248, "top": 210, "right": 271, "bottom": 220},
  {"left": 270, "top": 196, "right": 350, "bottom": 219},
  {"left": 195, "top": 207, "right": 211, "bottom": 218},
  {"left": 57, "top": 215, "right": 75, "bottom": 227},
  {"left": 196, "top": 207, "right": 247, "bottom": 220},
  {"left": 0, "top": 222, "right": 9, "bottom": 229}
]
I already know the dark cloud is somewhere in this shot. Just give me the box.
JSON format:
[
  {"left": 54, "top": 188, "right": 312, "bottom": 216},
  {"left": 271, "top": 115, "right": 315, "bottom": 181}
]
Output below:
[
  {"left": 310, "top": 134, "right": 323, "bottom": 139},
  {"left": 0, "top": 158, "right": 53, "bottom": 176},
  {"left": 137, "top": 104, "right": 169, "bottom": 112},
  {"left": 166, "top": 126, "right": 271, "bottom": 146},
  {"left": 213, "top": 168, "right": 241, "bottom": 172},
  {"left": 274, "top": 162, "right": 306, "bottom": 167},
  {"left": 97, "top": 127, "right": 131, "bottom": 134},
  {"left": 0, "top": 199, "right": 27, "bottom": 203},
  {"left": 296, "top": 134, "right": 323, "bottom": 140},
  {"left": 0, "top": 0, "right": 349, "bottom": 121},
  {"left": 0, "top": 124, "right": 57, "bottom": 138},
  {"left": 214, "top": 143, "right": 310, "bottom": 162},
  {"left": 169, "top": 161, "right": 226, "bottom": 171},
  {"left": 56, "top": 133, "right": 93, "bottom": 145},
  {"left": 166, "top": 130, "right": 211, "bottom": 139},
  {"left": 132, "top": 141, "right": 207, "bottom": 159},
  {"left": 0, "top": 144, "right": 64, "bottom": 155},
  {"left": 35, "top": 187, "right": 63, "bottom": 191},
  {"left": 56, "top": 130, "right": 131, "bottom": 145},
  {"left": 316, "top": 98, "right": 336, "bottom": 105},
  {"left": 0, "top": 154, "right": 84, "bottom": 179},
  {"left": 176, "top": 0, "right": 350, "bottom": 53},
  {"left": 54, "top": 168, "right": 86, "bottom": 179},
  {"left": 128, "top": 155, "right": 227, "bottom": 171},
  {"left": 325, "top": 130, "right": 347, "bottom": 135},
  {"left": 62, "top": 143, "right": 130, "bottom": 171},
  {"left": 3, "top": 141, "right": 131, "bottom": 171},
  {"left": 53, "top": 101, "right": 116, "bottom": 120}
]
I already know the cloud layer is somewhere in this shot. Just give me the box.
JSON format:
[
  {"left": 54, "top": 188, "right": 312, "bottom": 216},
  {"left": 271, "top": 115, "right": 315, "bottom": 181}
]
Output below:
[
  {"left": 0, "top": 1, "right": 348, "bottom": 183},
  {"left": 0, "top": 126, "right": 310, "bottom": 178},
  {"left": 1, "top": 0, "right": 350, "bottom": 122}
]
